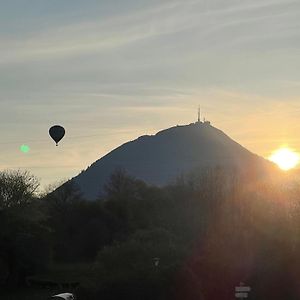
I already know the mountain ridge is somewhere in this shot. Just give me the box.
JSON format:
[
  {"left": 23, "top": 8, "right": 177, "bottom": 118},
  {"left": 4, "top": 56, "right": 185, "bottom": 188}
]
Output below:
[{"left": 67, "top": 122, "right": 274, "bottom": 200}]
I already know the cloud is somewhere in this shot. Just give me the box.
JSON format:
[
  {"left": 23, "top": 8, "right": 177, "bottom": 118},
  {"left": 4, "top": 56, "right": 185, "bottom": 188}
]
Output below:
[
  {"left": 1, "top": 0, "right": 299, "bottom": 65},
  {"left": 0, "top": 1, "right": 202, "bottom": 64},
  {"left": 1, "top": 0, "right": 300, "bottom": 186}
]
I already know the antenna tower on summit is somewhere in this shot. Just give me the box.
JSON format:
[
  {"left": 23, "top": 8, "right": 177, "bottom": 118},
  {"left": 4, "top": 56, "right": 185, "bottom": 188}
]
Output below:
[{"left": 197, "top": 106, "right": 211, "bottom": 126}]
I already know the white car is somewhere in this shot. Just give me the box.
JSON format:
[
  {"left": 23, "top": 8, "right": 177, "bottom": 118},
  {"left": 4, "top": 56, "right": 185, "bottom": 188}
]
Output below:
[{"left": 51, "top": 293, "right": 75, "bottom": 300}]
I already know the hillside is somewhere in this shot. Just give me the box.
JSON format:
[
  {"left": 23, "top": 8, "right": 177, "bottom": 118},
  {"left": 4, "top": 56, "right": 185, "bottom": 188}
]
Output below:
[{"left": 70, "top": 122, "right": 274, "bottom": 200}]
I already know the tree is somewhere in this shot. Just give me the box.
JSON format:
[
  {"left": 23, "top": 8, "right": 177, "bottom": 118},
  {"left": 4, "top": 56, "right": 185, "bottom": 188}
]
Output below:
[
  {"left": 0, "top": 170, "right": 50, "bottom": 287},
  {"left": 86, "top": 228, "right": 187, "bottom": 300},
  {"left": 44, "top": 181, "right": 114, "bottom": 262},
  {"left": 0, "top": 170, "right": 39, "bottom": 210}
]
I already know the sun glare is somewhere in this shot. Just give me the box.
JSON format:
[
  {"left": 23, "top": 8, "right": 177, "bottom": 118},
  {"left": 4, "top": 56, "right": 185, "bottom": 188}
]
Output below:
[{"left": 269, "top": 148, "right": 300, "bottom": 171}]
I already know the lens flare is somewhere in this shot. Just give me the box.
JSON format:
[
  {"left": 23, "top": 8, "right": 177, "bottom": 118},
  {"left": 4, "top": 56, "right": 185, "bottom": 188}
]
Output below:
[
  {"left": 269, "top": 148, "right": 300, "bottom": 171},
  {"left": 20, "top": 144, "right": 30, "bottom": 153}
]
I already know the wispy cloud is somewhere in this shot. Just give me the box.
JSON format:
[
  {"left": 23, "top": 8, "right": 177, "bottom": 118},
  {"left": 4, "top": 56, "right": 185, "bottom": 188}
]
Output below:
[
  {"left": 1, "top": 0, "right": 300, "bottom": 186},
  {"left": 1, "top": 0, "right": 299, "bottom": 65},
  {"left": 0, "top": 1, "right": 202, "bottom": 64}
]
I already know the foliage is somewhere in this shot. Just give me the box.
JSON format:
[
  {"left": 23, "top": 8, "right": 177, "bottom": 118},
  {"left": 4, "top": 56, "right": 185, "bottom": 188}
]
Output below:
[
  {"left": 0, "top": 170, "right": 39, "bottom": 209},
  {"left": 0, "top": 170, "right": 50, "bottom": 287},
  {"left": 3, "top": 167, "right": 300, "bottom": 300},
  {"left": 44, "top": 182, "right": 114, "bottom": 262},
  {"left": 79, "top": 228, "right": 186, "bottom": 300}
]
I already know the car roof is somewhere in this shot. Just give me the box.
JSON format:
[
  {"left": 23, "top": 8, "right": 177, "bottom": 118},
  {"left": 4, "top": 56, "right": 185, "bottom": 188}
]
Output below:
[{"left": 51, "top": 293, "right": 74, "bottom": 300}]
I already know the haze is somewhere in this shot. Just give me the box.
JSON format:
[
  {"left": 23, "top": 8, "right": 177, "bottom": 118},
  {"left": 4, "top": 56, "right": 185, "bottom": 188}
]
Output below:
[{"left": 1, "top": 0, "right": 300, "bottom": 187}]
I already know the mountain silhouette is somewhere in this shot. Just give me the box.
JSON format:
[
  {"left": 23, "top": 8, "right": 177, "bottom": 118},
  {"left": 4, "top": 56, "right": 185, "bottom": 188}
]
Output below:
[{"left": 69, "top": 122, "right": 275, "bottom": 200}]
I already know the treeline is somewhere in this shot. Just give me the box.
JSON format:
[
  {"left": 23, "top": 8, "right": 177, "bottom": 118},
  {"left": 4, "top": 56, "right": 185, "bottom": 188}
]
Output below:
[{"left": 1, "top": 168, "right": 300, "bottom": 299}]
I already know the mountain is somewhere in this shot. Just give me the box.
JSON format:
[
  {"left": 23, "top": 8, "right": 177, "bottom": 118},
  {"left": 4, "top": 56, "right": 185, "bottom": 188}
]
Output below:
[{"left": 70, "top": 121, "right": 275, "bottom": 200}]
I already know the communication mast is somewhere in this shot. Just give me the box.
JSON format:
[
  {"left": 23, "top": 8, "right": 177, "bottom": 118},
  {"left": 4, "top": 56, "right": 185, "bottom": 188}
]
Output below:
[
  {"left": 197, "top": 106, "right": 201, "bottom": 123},
  {"left": 198, "top": 106, "right": 211, "bottom": 126}
]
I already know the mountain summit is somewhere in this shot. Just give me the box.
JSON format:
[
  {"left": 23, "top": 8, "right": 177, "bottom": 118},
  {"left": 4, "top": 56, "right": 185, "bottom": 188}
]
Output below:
[{"left": 71, "top": 122, "right": 273, "bottom": 200}]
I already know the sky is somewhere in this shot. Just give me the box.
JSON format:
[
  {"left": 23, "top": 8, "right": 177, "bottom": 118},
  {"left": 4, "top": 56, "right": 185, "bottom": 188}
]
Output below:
[{"left": 1, "top": 0, "right": 300, "bottom": 188}]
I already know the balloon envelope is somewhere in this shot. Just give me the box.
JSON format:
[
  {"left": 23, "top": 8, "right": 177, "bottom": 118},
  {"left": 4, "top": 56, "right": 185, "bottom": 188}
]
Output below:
[{"left": 49, "top": 125, "right": 65, "bottom": 146}]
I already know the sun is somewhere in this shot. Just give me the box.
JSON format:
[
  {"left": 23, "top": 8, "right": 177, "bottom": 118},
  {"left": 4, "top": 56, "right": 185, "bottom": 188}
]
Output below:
[{"left": 269, "top": 148, "right": 300, "bottom": 171}]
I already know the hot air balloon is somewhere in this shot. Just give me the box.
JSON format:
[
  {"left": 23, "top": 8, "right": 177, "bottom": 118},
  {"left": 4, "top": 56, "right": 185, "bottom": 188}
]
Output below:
[{"left": 49, "top": 125, "right": 65, "bottom": 146}]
